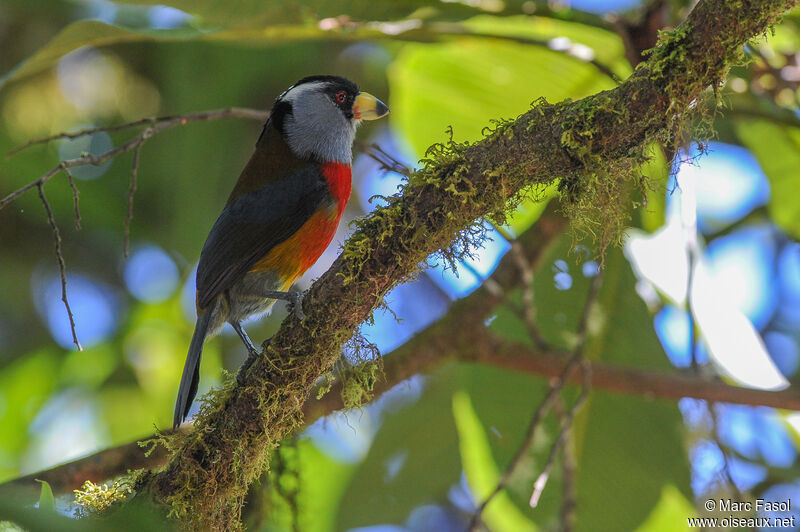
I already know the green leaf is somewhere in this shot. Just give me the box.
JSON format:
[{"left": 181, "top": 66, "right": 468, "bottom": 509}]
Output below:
[
  {"left": 336, "top": 369, "right": 461, "bottom": 529},
  {"left": 635, "top": 484, "right": 694, "bottom": 532},
  {"left": 639, "top": 145, "right": 669, "bottom": 233},
  {"left": 337, "top": 363, "right": 554, "bottom": 529},
  {"left": 0, "top": 350, "right": 59, "bottom": 482},
  {"left": 389, "top": 15, "right": 626, "bottom": 158},
  {"left": 388, "top": 15, "right": 628, "bottom": 234},
  {"left": 35, "top": 480, "right": 54, "bottom": 512},
  {"left": 296, "top": 438, "right": 357, "bottom": 532},
  {"left": 734, "top": 119, "right": 800, "bottom": 239},
  {"left": 111, "top": 0, "right": 441, "bottom": 28}
]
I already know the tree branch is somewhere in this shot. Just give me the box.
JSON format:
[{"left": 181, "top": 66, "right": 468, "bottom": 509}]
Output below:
[
  {"left": 7, "top": 332, "right": 800, "bottom": 498},
  {"left": 1, "top": 107, "right": 269, "bottom": 210},
  {"left": 135, "top": 1, "right": 799, "bottom": 527},
  {"left": 3, "top": 1, "right": 794, "bottom": 526},
  {"left": 4, "top": 202, "right": 799, "bottom": 500}
]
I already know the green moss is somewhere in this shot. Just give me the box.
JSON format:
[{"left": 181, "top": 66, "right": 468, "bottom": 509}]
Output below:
[{"left": 73, "top": 476, "right": 136, "bottom": 517}]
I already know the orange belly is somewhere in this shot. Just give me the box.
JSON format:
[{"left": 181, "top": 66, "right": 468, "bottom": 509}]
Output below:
[{"left": 249, "top": 207, "right": 341, "bottom": 283}]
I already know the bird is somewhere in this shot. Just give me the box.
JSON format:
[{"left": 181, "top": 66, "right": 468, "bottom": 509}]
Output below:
[{"left": 173, "top": 75, "right": 389, "bottom": 428}]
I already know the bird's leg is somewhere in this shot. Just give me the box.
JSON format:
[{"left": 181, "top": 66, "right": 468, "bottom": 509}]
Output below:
[
  {"left": 231, "top": 321, "right": 260, "bottom": 385},
  {"left": 259, "top": 289, "right": 307, "bottom": 320}
]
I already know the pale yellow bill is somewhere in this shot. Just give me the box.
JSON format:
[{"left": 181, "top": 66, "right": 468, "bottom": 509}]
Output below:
[{"left": 353, "top": 92, "right": 389, "bottom": 120}]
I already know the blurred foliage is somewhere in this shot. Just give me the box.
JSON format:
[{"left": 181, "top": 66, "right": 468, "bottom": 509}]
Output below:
[{"left": 0, "top": 0, "right": 799, "bottom": 531}]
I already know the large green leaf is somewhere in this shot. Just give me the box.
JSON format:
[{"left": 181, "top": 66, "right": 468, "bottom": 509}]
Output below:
[
  {"left": 110, "top": 0, "right": 440, "bottom": 28},
  {"left": 336, "top": 362, "right": 555, "bottom": 530},
  {"left": 635, "top": 484, "right": 694, "bottom": 532},
  {"left": 734, "top": 120, "right": 800, "bottom": 239},
  {"left": 297, "top": 438, "right": 358, "bottom": 532},
  {"left": 388, "top": 15, "right": 627, "bottom": 157},
  {"left": 0, "top": 20, "right": 376, "bottom": 88},
  {"left": 388, "top": 15, "right": 628, "bottom": 235},
  {"left": 487, "top": 237, "right": 690, "bottom": 531},
  {"left": 452, "top": 390, "right": 537, "bottom": 532}
]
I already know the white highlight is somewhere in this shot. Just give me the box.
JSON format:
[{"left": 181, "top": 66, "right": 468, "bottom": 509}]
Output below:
[{"left": 626, "top": 158, "right": 787, "bottom": 391}]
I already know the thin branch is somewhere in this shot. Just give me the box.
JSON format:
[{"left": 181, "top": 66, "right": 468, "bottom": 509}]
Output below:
[
  {"left": 124, "top": 140, "right": 145, "bottom": 258},
  {"left": 2, "top": 109, "right": 269, "bottom": 347},
  {"left": 510, "top": 241, "right": 548, "bottom": 350},
  {"left": 64, "top": 166, "right": 81, "bottom": 230},
  {"left": 1, "top": 107, "right": 268, "bottom": 211},
  {"left": 355, "top": 140, "right": 412, "bottom": 178},
  {"left": 556, "top": 397, "right": 577, "bottom": 532},
  {"left": 6, "top": 107, "right": 268, "bottom": 157},
  {"left": 529, "top": 359, "right": 591, "bottom": 508},
  {"left": 37, "top": 182, "right": 81, "bottom": 351},
  {"left": 468, "top": 273, "right": 603, "bottom": 530},
  {"left": 9, "top": 339, "right": 800, "bottom": 497}
]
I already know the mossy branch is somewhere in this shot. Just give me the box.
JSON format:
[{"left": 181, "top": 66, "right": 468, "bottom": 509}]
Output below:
[{"left": 140, "top": 0, "right": 797, "bottom": 528}]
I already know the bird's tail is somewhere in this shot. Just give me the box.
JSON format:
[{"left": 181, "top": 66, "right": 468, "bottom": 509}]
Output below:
[{"left": 173, "top": 309, "right": 212, "bottom": 429}]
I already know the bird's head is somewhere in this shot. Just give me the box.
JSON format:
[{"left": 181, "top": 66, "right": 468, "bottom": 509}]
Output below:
[{"left": 269, "top": 75, "right": 389, "bottom": 164}]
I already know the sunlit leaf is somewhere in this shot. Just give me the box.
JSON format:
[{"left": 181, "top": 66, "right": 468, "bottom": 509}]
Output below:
[
  {"left": 388, "top": 15, "right": 627, "bottom": 234},
  {"left": 297, "top": 438, "right": 358, "bottom": 532},
  {"left": 452, "top": 390, "right": 537, "bottom": 532},
  {"left": 734, "top": 120, "right": 800, "bottom": 240},
  {"left": 337, "top": 363, "right": 555, "bottom": 529},
  {"left": 35, "top": 480, "right": 54, "bottom": 512},
  {"left": 634, "top": 484, "right": 694, "bottom": 532}
]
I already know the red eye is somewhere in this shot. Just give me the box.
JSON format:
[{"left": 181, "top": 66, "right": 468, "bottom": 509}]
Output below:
[{"left": 335, "top": 91, "right": 347, "bottom": 103}]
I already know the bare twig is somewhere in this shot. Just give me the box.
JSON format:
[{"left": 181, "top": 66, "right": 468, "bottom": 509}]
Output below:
[
  {"left": 6, "top": 107, "right": 268, "bottom": 157},
  {"left": 469, "top": 273, "right": 602, "bottom": 530},
  {"left": 1, "top": 107, "right": 268, "bottom": 211},
  {"left": 2, "top": 108, "right": 269, "bottom": 344},
  {"left": 556, "top": 397, "right": 577, "bottom": 532},
  {"left": 355, "top": 140, "right": 412, "bottom": 177},
  {"left": 37, "top": 182, "right": 81, "bottom": 350},
  {"left": 467, "top": 360, "right": 575, "bottom": 529},
  {"left": 529, "top": 359, "right": 591, "bottom": 508},
  {"left": 64, "top": 167, "right": 81, "bottom": 230},
  {"left": 510, "top": 241, "right": 548, "bottom": 350},
  {"left": 124, "top": 140, "right": 145, "bottom": 258}
]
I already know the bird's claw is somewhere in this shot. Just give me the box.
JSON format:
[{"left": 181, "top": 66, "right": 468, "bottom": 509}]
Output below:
[{"left": 289, "top": 290, "right": 307, "bottom": 321}]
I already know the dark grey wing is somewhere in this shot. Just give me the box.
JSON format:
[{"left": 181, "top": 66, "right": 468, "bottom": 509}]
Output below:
[{"left": 196, "top": 164, "right": 329, "bottom": 309}]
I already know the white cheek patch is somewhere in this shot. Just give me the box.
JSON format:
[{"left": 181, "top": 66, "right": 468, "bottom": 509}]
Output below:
[
  {"left": 280, "top": 83, "right": 358, "bottom": 164},
  {"left": 281, "top": 81, "right": 327, "bottom": 103}
]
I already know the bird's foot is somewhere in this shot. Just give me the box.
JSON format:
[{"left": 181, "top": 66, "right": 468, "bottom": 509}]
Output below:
[
  {"left": 289, "top": 290, "right": 307, "bottom": 320},
  {"left": 261, "top": 289, "right": 307, "bottom": 320},
  {"left": 236, "top": 347, "right": 260, "bottom": 386},
  {"left": 231, "top": 320, "right": 260, "bottom": 385}
]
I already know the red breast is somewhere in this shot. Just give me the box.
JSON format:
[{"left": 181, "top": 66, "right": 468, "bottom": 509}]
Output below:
[{"left": 249, "top": 162, "right": 351, "bottom": 281}]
